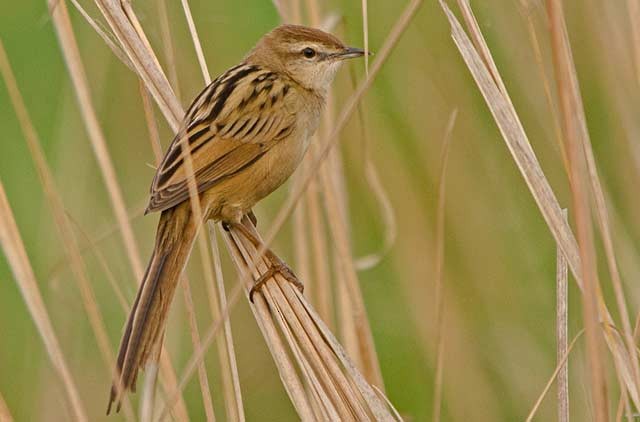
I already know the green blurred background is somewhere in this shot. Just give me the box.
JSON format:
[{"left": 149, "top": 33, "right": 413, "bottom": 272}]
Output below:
[{"left": 1, "top": 0, "right": 639, "bottom": 420}]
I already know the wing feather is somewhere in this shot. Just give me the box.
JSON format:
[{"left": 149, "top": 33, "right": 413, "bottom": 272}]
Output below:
[{"left": 146, "top": 64, "right": 297, "bottom": 213}]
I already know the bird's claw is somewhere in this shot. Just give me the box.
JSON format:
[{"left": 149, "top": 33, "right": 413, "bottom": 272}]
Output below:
[{"left": 249, "top": 262, "right": 304, "bottom": 302}]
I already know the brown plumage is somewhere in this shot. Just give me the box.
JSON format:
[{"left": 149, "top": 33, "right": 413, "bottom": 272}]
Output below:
[{"left": 107, "top": 24, "right": 365, "bottom": 413}]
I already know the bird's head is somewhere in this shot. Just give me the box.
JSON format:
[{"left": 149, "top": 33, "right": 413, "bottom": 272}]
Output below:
[{"left": 247, "top": 24, "right": 367, "bottom": 91}]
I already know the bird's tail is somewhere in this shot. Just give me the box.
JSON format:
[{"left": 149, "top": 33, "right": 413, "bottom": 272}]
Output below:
[{"left": 108, "top": 201, "right": 200, "bottom": 413}]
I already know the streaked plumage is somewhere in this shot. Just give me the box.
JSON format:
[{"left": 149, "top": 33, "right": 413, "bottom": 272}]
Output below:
[{"left": 108, "top": 24, "right": 365, "bottom": 413}]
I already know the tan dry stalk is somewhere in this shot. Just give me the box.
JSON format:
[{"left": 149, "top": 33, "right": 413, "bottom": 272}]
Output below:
[
  {"left": 141, "top": 78, "right": 218, "bottom": 421},
  {"left": 546, "top": 0, "right": 640, "bottom": 406},
  {"left": 517, "top": 0, "right": 569, "bottom": 172},
  {"left": 627, "top": 0, "right": 640, "bottom": 86},
  {"left": 48, "top": 0, "right": 189, "bottom": 418},
  {"left": 439, "top": 0, "right": 640, "bottom": 409},
  {"left": 157, "top": 0, "right": 182, "bottom": 100},
  {"left": 182, "top": 281, "right": 217, "bottom": 421},
  {"left": 526, "top": 331, "right": 584, "bottom": 422},
  {"left": 140, "top": 362, "right": 158, "bottom": 422},
  {"left": 352, "top": 107, "right": 397, "bottom": 271},
  {"left": 557, "top": 210, "right": 570, "bottom": 422},
  {"left": 432, "top": 110, "right": 457, "bottom": 422},
  {"left": 0, "top": 38, "right": 137, "bottom": 421},
  {"left": 48, "top": 0, "right": 144, "bottom": 281},
  {"left": 223, "top": 219, "right": 399, "bottom": 421},
  {"left": 0, "top": 181, "right": 87, "bottom": 422},
  {"left": 307, "top": 181, "right": 333, "bottom": 326},
  {"left": 0, "top": 392, "right": 12, "bottom": 422},
  {"left": 319, "top": 160, "right": 384, "bottom": 388},
  {"left": 207, "top": 223, "right": 245, "bottom": 422},
  {"left": 361, "top": 0, "right": 370, "bottom": 73},
  {"left": 172, "top": 5, "right": 246, "bottom": 419},
  {"left": 180, "top": 0, "right": 211, "bottom": 85}
]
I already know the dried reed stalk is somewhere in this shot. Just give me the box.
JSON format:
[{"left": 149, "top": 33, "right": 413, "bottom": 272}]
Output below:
[
  {"left": 0, "top": 38, "right": 137, "bottom": 422},
  {"left": 48, "top": 0, "right": 189, "bottom": 418},
  {"left": 222, "top": 218, "right": 399, "bottom": 421},
  {"left": 140, "top": 43, "right": 218, "bottom": 422},
  {"left": 172, "top": 3, "right": 245, "bottom": 418},
  {"left": 0, "top": 392, "right": 12, "bottom": 422},
  {"left": 0, "top": 181, "right": 87, "bottom": 421},
  {"left": 288, "top": 0, "right": 386, "bottom": 385},
  {"left": 546, "top": 0, "right": 640, "bottom": 411},
  {"left": 627, "top": 0, "right": 640, "bottom": 86},
  {"left": 432, "top": 110, "right": 457, "bottom": 422},
  {"left": 557, "top": 210, "right": 569, "bottom": 422},
  {"left": 439, "top": 0, "right": 640, "bottom": 410},
  {"left": 525, "top": 331, "right": 583, "bottom": 422}
]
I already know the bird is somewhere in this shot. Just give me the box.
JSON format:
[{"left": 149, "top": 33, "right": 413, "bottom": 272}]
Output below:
[{"left": 107, "top": 24, "right": 367, "bottom": 413}]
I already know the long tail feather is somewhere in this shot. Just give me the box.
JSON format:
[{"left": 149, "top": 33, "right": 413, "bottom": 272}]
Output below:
[{"left": 108, "top": 202, "right": 200, "bottom": 413}]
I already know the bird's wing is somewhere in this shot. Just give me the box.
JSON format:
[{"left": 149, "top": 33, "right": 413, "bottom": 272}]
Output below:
[{"left": 146, "top": 64, "right": 298, "bottom": 213}]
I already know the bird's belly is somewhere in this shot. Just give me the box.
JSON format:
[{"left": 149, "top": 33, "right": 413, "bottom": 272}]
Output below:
[
  {"left": 253, "top": 131, "right": 308, "bottom": 200},
  {"left": 210, "top": 130, "right": 309, "bottom": 221}
]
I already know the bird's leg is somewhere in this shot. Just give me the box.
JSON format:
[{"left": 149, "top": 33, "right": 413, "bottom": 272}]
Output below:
[
  {"left": 224, "top": 220, "right": 303, "bottom": 302},
  {"left": 247, "top": 209, "right": 258, "bottom": 227}
]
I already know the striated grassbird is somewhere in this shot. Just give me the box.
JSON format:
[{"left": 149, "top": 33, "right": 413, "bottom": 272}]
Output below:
[{"left": 108, "top": 24, "right": 367, "bottom": 412}]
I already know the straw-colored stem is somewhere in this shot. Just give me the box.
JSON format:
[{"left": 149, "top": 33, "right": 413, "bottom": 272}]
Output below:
[
  {"left": 0, "top": 391, "right": 12, "bottom": 422},
  {"left": 526, "top": 331, "right": 584, "bottom": 422},
  {"left": 182, "top": 280, "right": 217, "bottom": 421},
  {"left": 207, "top": 223, "right": 245, "bottom": 422},
  {"left": 0, "top": 39, "right": 137, "bottom": 421},
  {"left": 0, "top": 181, "right": 87, "bottom": 422},
  {"left": 557, "top": 209, "right": 569, "bottom": 422},
  {"left": 547, "top": 1, "right": 611, "bottom": 418},
  {"left": 48, "top": 0, "right": 144, "bottom": 281},
  {"left": 432, "top": 110, "right": 457, "bottom": 422},
  {"left": 49, "top": 1, "right": 189, "bottom": 417}
]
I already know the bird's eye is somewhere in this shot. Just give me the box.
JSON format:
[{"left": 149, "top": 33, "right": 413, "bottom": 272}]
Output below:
[{"left": 302, "top": 47, "right": 316, "bottom": 59}]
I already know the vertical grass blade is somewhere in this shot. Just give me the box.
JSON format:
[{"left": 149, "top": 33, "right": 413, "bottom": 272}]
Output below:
[
  {"left": 557, "top": 209, "right": 569, "bottom": 422},
  {"left": 0, "top": 181, "right": 87, "bottom": 422}
]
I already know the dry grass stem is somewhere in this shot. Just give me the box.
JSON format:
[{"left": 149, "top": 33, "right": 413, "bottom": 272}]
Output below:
[
  {"left": 139, "top": 362, "right": 158, "bottom": 422},
  {"left": 320, "top": 163, "right": 384, "bottom": 388},
  {"left": 439, "top": 0, "right": 640, "bottom": 410},
  {"left": 546, "top": 0, "right": 640, "bottom": 407},
  {"left": 0, "top": 38, "right": 137, "bottom": 421},
  {"left": 546, "top": 0, "right": 640, "bottom": 416},
  {"left": 49, "top": 1, "right": 189, "bottom": 417},
  {"left": 299, "top": 0, "right": 385, "bottom": 389},
  {"left": 361, "top": 0, "right": 370, "bottom": 73},
  {"left": 182, "top": 280, "right": 217, "bottom": 421},
  {"left": 348, "top": 67, "right": 397, "bottom": 271},
  {"left": 546, "top": 1, "right": 609, "bottom": 417},
  {"left": 48, "top": 0, "right": 145, "bottom": 280},
  {"left": 157, "top": 0, "right": 182, "bottom": 99},
  {"left": 432, "top": 109, "right": 457, "bottom": 422},
  {"left": 526, "top": 330, "right": 584, "bottom": 422},
  {"left": 180, "top": 0, "right": 211, "bottom": 85},
  {"left": 627, "top": 0, "right": 640, "bottom": 86},
  {"left": 171, "top": 8, "right": 245, "bottom": 419},
  {"left": 0, "top": 181, "right": 87, "bottom": 422},
  {"left": 557, "top": 209, "right": 569, "bottom": 422},
  {"left": 207, "top": 223, "right": 245, "bottom": 422},
  {"left": 0, "top": 392, "right": 12, "bottom": 422},
  {"left": 440, "top": 0, "right": 581, "bottom": 282},
  {"left": 224, "top": 219, "right": 400, "bottom": 421}
]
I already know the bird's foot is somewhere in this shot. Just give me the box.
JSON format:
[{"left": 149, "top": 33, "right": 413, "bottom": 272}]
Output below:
[{"left": 249, "top": 260, "right": 304, "bottom": 302}]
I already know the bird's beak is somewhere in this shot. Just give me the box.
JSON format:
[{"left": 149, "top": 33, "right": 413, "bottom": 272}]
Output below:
[{"left": 334, "top": 47, "right": 372, "bottom": 60}]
